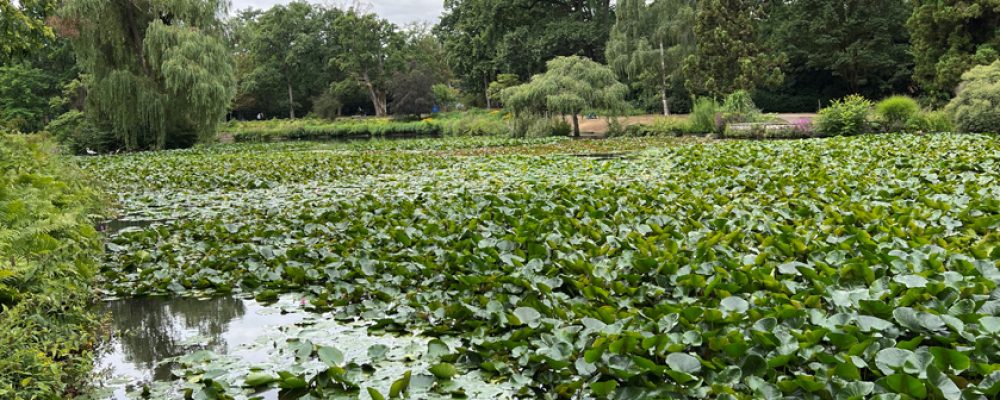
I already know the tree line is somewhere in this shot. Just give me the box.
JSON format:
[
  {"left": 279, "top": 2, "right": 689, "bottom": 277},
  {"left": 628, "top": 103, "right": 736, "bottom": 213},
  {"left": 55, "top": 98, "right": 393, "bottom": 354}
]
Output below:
[{"left": 1, "top": 0, "right": 998, "bottom": 150}]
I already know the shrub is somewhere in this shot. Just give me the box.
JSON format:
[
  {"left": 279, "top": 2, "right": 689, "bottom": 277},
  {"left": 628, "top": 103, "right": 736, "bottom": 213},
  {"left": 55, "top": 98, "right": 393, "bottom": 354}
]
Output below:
[
  {"left": 690, "top": 98, "right": 720, "bottom": 133},
  {"left": 45, "top": 111, "right": 117, "bottom": 154},
  {"left": 907, "top": 110, "right": 954, "bottom": 133},
  {"left": 720, "top": 90, "right": 765, "bottom": 124},
  {"left": 874, "top": 95, "right": 920, "bottom": 132},
  {"left": 434, "top": 111, "right": 508, "bottom": 137},
  {"left": 0, "top": 135, "right": 104, "bottom": 398},
  {"left": 816, "top": 95, "right": 873, "bottom": 136},
  {"left": 946, "top": 61, "right": 1000, "bottom": 133}
]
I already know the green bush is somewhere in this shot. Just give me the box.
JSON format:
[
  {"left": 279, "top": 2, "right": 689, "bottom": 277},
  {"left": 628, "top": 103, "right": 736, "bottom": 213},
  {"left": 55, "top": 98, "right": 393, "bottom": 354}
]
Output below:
[
  {"left": 0, "top": 135, "right": 104, "bottom": 398},
  {"left": 816, "top": 95, "right": 873, "bottom": 136},
  {"left": 690, "top": 98, "right": 720, "bottom": 133},
  {"left": 45, "top": 111, "right": 116, "bottom": 154},
  {"left": 228, "top": 118, "right": 443, "bottom": 142},
  {"left": 874, "top": 95, "right": 920, "bottom": 132},
  {"left": 720, "top": 90, "right": 765, "bottom": 124},
  {"left": 434, "top": 111, "right": 508, "bottom": 137},
  {"left": 946, "top": 61, "right": 1000, "bottom": 133},
  {"left": 907, "top": 110, "right": 954, "bottom": 133}
]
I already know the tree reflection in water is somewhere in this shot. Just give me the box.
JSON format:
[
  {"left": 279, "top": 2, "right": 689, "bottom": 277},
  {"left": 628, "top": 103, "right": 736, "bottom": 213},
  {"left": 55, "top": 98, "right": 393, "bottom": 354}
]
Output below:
[{"left": 101, "top": 297, "right": 246, "bottom": 381}]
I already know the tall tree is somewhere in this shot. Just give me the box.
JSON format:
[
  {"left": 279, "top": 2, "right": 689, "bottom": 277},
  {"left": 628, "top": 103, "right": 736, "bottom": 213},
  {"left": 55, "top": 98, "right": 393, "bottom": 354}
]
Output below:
[
  {"left": 908, "top": 0, "right": 1000, "bottom": 102},
  {"left": 765, "top": 0, "right": 912, "bottom": 97},
  {"left": 501, "top": 56, "right": 628, "bottom": 137},
  {"left": 606, "top": 0, "right": 696, "bottom": 115},
  {"left": 330, "top": 10, "right": 405, "bottom": 117},
  {"left": 438, "top": 0, "right": 614, "bottom": 107},
  {"left": 60, "top": 0, "right": 236, "bottom": 150},
  {"left": 683, "top": 0, "right": 784, "bottom": 98},
  {"left": 236, "top": 2, "right": 331, "bottom": 119},
  {"left": 0, "top": 0, "right": 57, "bottom": 62}
]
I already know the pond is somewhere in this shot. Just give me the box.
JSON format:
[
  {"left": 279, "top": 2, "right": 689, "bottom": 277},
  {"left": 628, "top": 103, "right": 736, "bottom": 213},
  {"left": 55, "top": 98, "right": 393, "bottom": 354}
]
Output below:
[{"left": 87, "top": 295, "right": 515, "bottom": 400}]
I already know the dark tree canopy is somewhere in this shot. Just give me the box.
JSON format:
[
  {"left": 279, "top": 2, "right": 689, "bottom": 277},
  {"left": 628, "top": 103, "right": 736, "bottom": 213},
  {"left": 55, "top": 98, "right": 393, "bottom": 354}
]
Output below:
[
  {"left": 438, "top": 0, "right": 614, "bottom": 106},
  {"left": 908, "top": 0, "right": 1000, "bottom": 103}
]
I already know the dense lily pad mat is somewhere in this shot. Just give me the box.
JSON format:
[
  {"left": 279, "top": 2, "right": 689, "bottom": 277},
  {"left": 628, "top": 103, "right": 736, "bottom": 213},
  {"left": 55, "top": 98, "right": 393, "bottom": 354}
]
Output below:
[
  {"left": 85, "top": 135, "right": 1000, "bottom": 399},
  {"left": 1, "top": 135, "right": 104, "bottom": 398}
]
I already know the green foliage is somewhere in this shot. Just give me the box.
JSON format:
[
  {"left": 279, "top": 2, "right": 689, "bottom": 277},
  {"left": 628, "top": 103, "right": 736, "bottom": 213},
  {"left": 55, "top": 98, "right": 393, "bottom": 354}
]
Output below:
[
  {"left": 765, "top": 0, "right": 913, "bottom": 99},
  {"left": 330, "top": 10, "right": 406, "bottom": 117},
  {"left": 907, "top": 110, "right": 954, "bottom": 133},
  {"left": 874, "top": 95, "right": 921, "bottom": 132},
  {"left": 720, "top": 90, "right": 769, "bottom": 124},
  {"left": 945, "top": 61, "right": 1000, "bottom": 133},
  {"left": 486, "top": 74, "right": 521, "bottom": 108},
  {"left": 908, "top": 0, "right": 1000, "bottom": 103},
  {"left": 61, "top": 0, "right": 236, "bottom": 151},
  {"left": 816, "top": 94, "right": 873, "bottom": 136},
  {"left": 0, "top": 63, "right": 59, "bottom": 132},
  {"left": 0, "top": 134, "right": 103, "bottom": 398},
  {"left": 87, "top": 134, "right": 1000, "bottom": 399},
  {"left": 690, "top": 98, "right": 720, "bottom": 133},
  {"left": 606, "top": 0, "right": 696, "bottom": 115},
  {"left": 434, "top": 110, "right": 508, "bottom": 137},
  {"left": 0, "top": 0, "right": 57, "bottom": 61},
  {"left": 437, "top": 0, "right": 614, "bottom": 105},
  {"left": 226, "top": 118, "right": 440, "bottom": 142},
  {"left": 501, "top": 56, "right": 628, "bottom": 136},
  {"left": 431, "top": 84, "right": 461, "bottom": 112},
  {"left": 683, "top": 0, "right": 785, "bottom": 97},
  {"left": 236, "top": 3, "right": 334, "bottom": 119},
  {"left": 45, "top": 110, "right": 115, "bottom": 154}
]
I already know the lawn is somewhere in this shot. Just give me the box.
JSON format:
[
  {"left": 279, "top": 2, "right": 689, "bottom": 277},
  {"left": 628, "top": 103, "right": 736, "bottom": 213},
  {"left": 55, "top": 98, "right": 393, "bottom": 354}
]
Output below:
[{"left": 82, "top": 134, "right": 1000, "bottom": 399}]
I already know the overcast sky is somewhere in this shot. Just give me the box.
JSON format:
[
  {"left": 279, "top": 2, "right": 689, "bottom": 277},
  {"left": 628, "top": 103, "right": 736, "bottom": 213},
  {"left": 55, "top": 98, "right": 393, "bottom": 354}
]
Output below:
[{"left": 230, "top": 0, "right": 445, "bottom": 25}]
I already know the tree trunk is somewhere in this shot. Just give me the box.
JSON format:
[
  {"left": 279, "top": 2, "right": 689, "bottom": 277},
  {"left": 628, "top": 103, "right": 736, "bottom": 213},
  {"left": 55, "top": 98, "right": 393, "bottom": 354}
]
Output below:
[
  {"left": 484, "top": 76, "right": 492, "bottom": 109},
  {"left": 660, "top": 41, "right": 670, "bottom": 116},
  {"left": 572, "top": 114, "right": 580, "bottom": 137},
  {"left": 361, "top": 72, "right": 386, "bottom": 117},
  {"left": 287, "top": 81, "right": 296, "bottom": 119}
]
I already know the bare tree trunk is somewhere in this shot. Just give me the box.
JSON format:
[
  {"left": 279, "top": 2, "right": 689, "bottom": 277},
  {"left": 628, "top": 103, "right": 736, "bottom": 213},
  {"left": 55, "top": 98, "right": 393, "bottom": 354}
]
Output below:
[
  {"left": 484, "top": 76, "right": 492, "bottom": 109},
  {"left": 572, "top": 114, "right": 580, "bottom": 137},
  {"left": 287, "top": 81, "right": 296, "bottom": 119},
  {"left": 362, "top": 72, "right": 386, "bottom": 116},
  {"left": 660, "top": 41, "right": 670, "bottom": 116}
]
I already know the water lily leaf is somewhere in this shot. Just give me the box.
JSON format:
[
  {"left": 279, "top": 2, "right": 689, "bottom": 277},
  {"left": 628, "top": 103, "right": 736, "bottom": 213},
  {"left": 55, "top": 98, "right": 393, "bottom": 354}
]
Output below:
[
  {"left": 927, "top": 365, "right": 961, "bottom": 400},
  {"left": 980, "top": 316, "right": 1000, "bottom": 334},
  {"left": 929, "top": 347, "right": 970, "bottom": 372},
  {"left": 426, "top": 339, "right": 450, "bottom": 359},
  {"left": 389, "top": 370, "right": 411, "bottom": 398},
  {"left": 243, "top": 372, "right": 276, "bottom": 387},
  {"left": 513, "top": 306, "right": 541, "bottom": 326},
  {"left": 665, "top": 352, "right": 701, "bottom": 374},
  {"left": 720, "top": 296, "right": 749, "bottom": 314},
  {"left": 367, "top": 387, "right": 386, "bottom": 400},
  {"left": 893, "top": 274, "right": 929, "bottom": 288},
  {"left": 317, "top": 345, "right": 344, "bottom": 366},
  {"left": 875, "top": 348, "right": 913, "bottom": 375},
  {"left": 590, "top": 380, "right": 618, "bottom": 397},
  {"left": 429, "top": 363, "right": 458, "bottom": 380},
  {"left": 881, "top": 374, "right": 927, "bottom": 399}
]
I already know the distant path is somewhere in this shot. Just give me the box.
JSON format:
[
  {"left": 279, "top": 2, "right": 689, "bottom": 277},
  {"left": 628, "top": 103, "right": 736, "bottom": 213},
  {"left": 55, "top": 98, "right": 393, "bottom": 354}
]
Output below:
[{"left": 570, "top": 113, "right": 818, "bottom": 136}]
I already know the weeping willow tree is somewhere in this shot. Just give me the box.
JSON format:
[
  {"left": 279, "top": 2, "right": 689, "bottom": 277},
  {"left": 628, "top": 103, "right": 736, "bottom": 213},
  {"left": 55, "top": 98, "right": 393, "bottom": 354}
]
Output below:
[
  {"left": 59, "top": 0, "right": 235, "bottom": 150},
  {"left": 501, "top": 56, "right": 628, "bottom": 137}
]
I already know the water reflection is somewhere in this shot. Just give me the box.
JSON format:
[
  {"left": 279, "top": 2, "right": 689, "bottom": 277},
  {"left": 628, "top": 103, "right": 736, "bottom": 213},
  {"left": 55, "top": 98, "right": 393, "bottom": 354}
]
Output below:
[{"left": 101, "top": 297, "right": 247, "bottom": 382}]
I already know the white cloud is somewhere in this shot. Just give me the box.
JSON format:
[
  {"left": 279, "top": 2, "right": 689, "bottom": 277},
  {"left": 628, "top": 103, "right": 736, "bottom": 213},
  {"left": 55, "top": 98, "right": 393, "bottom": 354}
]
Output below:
[{"left": 229, "top": 0, "right": 444, "bottom": 25}]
